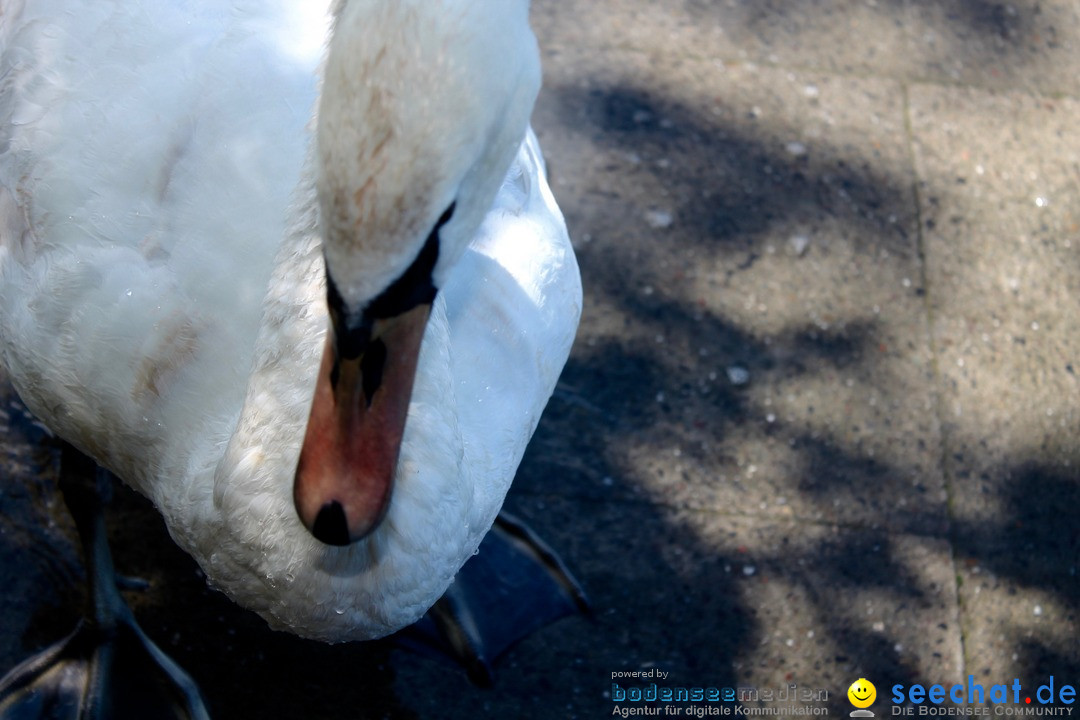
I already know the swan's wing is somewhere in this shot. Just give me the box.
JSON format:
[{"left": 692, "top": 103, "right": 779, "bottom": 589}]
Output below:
[
  {"left": 0, "top": 1, "right": 330, "bottom": 482},
  {"left": 387, "top": 130, "right": 584, "bottom": 666},
  {"left": 442, "top": 128, "right": 583, "bottom": 538}
]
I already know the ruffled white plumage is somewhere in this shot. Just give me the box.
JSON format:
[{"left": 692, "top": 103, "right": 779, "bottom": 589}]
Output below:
[{"left": 0, "top": 0, "right": 580, "bottom": 640}]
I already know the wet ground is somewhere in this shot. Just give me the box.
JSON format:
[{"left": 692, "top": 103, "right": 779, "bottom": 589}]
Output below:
[{"left": 2, "top": 1, "right": 1079, "bottom": 718}]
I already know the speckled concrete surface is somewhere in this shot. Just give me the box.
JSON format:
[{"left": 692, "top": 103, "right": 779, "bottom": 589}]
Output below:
[{"left": 1, "top": 2, "right": 1077, "bottom": 719}]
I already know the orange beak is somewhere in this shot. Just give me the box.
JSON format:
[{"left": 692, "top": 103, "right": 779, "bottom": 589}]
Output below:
[{"left": 293, "top": 302, "right": 431, "bottom": 545}]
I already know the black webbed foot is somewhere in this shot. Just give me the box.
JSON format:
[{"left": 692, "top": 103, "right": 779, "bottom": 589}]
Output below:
[
  {"left": 397, "top": 510, "right": 589, "bottom": 686},
  {"left": 0, "top": 446, "right": 210, "bottom": 719}
]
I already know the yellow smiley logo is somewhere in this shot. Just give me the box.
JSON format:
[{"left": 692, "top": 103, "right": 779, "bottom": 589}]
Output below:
[{"left": 848, "top": 678, "right": 876, "bottom": 708}]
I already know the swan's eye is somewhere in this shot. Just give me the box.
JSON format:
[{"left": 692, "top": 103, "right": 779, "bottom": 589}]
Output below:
[
  {"left": 434, "top": 202, "right": 455, "bottom": 229},
  {"left": 364, "top": 201, "right": 455, "bottom": 321},
  {"left": 325, "top": 270, "right": 369, "bottom": 360},
  {"left": 324, "top": 201, "right": 455, "bottom": 373}
]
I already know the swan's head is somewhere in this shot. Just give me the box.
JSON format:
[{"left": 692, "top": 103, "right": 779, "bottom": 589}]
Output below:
[{"left": 294, "top": 0, "right": 540, "bottom": 545}]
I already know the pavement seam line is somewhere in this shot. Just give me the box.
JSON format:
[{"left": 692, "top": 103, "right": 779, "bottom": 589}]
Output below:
[{"left": 900, "top": 80, "right": 969, "bottom": 685}]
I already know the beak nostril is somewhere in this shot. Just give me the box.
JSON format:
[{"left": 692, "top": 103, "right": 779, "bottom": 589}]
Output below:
[
  {"left": 312, "top": 501, "right": 351, "bottom": 546},
  {"left": 360, "top": 338, "right": 387, "bottom": 407}
]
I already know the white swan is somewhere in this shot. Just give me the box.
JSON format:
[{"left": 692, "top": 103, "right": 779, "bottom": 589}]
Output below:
[{"left": 0, "top": 0, "right": 580, "bottom": 654}]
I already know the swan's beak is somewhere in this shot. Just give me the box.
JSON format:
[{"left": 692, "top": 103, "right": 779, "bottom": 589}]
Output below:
[{"left": 294, "top": 303, "right": 431, "bottom": 546}]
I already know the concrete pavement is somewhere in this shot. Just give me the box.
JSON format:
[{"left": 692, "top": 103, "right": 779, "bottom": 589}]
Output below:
[{"left": 398, "top": 2, "right": 1079, "bottom": 717}]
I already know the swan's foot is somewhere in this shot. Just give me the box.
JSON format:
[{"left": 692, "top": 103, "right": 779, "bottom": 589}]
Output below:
[
  {"left": 0, "top": 446, "right": 210, "bottom": 720},
  {"left": 398, "top": 511, "right": 590, "bottom": 686},
  {"left": 0, "top": 616, "right": 210, "bottom": 720}
]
